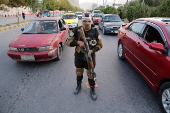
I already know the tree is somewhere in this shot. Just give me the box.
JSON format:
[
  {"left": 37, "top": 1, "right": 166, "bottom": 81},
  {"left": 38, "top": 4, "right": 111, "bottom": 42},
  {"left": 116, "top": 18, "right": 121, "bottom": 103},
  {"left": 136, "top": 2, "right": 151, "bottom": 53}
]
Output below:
[
  {"left": 139, "top": 0, "right": 163, "bottom": 7},
  {"left": 158, "top": 0, "right": 170, "bottom": 17},
  {"left": 102, "top": 6, "right": 117, "bottom": 14},
  {"left": 42, "top": 0, "right": 59, "bottom": 11}
]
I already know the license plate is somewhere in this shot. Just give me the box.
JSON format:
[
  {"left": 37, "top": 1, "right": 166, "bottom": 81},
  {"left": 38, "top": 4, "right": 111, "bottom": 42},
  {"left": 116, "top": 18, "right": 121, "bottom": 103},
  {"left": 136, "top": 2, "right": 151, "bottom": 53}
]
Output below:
[
  {"left": 114, "top": 31, "right": 118, "bottom": 33},
  {"left": 21, "top": 55, "right": 35, "bottom": 61}
]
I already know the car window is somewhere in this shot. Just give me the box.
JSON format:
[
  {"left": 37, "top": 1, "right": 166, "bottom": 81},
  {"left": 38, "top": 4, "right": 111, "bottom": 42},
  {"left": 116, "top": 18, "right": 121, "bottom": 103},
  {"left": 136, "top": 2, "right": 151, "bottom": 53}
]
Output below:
[
  {"left": 22, "top": 20, "right": 58, "bottom": 34},
  {"left": 62, "top": 15, "right": 76, "bottom": 19},
  {"left": 103, "top": 16, "right": 122, "bottom": 22},
  {"left": 60, "top": 19, "right": 66, "bottom": 25},
  {"left": 165, "top": 25, "right": 170, "bottom": 36},
  {"left": 144, "top": 25, "right": 165, "bottom": 45},
  {"left": 76, "top": 13, "right": 82, "bottom": 15},
  {"left": 93, "top": 14, "right": 102, "bottom": 17},
  {"left": 128, "top": 22, "right": 145, "bottom": 36},
  {"left": 93, "top": 11, "right": 101, "bottom": 13}
]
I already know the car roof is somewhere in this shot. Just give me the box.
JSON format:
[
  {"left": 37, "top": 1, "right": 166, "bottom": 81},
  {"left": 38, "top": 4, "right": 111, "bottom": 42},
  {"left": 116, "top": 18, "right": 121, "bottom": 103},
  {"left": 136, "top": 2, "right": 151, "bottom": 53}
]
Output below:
[
  {"left": 103, "top": 14, "right": 119, "bottom": 16},
  {"left": 135, "top": 17, "right": 170, "bottom": 25},
  {"left": 34, "top": 17, "right": 61, "bottom": 21}
]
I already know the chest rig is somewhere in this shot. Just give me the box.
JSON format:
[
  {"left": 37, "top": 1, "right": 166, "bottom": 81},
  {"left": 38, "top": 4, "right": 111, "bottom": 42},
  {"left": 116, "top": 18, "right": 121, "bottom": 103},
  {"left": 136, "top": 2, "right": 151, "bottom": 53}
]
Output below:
[{"left": 78, "top": 27, "right": 97, "bottom": 48}]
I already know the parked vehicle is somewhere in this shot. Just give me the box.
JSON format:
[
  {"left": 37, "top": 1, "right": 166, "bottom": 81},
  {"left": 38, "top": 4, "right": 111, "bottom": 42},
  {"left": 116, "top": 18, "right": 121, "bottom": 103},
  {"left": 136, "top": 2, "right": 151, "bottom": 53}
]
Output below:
[
  {"left": 117, "top": 17, "right": 170, "bottom": 113},
  {"left": 98, "top": 14, "right": 124, "bottom": 35},
  {"left": 62, "top": 13, "right": 78, "bottom": 29},
  {"left": 7, "top": 17, "right": 69, "bottom": 62}
]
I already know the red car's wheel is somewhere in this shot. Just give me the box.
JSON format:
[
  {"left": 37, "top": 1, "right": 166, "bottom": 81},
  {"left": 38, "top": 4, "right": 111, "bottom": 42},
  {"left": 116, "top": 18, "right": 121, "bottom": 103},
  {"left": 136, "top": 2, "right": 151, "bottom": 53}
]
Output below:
[
  {"left": 55, "top": 44, "right": 62, "bottom": 61},
  {"left": 159, "top": 82, "right": 170, "bottom": 113}
]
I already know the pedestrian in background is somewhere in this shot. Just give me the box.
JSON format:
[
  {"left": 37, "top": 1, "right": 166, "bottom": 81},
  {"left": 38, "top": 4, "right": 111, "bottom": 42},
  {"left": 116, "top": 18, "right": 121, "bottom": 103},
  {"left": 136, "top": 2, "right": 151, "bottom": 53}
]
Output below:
[
  {"left": 118, "top": 9, "right": 123, "bottom": 19},
  {"left": 22, "top": 11, "right": 25, "bottom": 20}
]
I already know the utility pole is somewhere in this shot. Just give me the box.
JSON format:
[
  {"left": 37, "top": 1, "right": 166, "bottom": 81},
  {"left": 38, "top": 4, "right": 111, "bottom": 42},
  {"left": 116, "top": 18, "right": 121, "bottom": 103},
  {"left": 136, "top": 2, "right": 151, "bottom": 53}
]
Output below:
[
  {"left": 142, "top": 0, "right": 145, "bottom": 4},
  {"left": 103, "top": 0, "right": 104, "bottom": 7},
  {"left": 126, "top": 0, "right": 128, "bottom": 11}
]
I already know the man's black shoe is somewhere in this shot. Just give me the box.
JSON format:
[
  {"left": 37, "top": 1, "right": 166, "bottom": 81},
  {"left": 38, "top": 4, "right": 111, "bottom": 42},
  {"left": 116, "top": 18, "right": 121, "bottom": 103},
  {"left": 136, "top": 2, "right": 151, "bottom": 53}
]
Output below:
[
  {"left": 74, "top": 83, "right": 81, "bottom": 95},
  {"left": 90, "top": 87, "right": 97, "bottom": 100}
]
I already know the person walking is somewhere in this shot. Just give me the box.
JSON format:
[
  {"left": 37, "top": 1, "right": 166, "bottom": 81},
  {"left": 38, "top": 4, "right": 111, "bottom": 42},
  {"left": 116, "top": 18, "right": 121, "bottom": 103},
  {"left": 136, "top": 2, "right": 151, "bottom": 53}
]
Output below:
[
  {"left": 66, "top": 15, "right": 103, "bottom": 100},
  {"left": 22, "top": 11, "right": 25, "bottom": 20}
]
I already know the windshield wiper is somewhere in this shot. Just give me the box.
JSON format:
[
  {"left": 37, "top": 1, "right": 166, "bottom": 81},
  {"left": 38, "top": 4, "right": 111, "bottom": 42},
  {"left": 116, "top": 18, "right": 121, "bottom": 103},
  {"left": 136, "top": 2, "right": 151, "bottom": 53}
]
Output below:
[{"left": 37, "top": 32, "right": 50, "bottom": 34}]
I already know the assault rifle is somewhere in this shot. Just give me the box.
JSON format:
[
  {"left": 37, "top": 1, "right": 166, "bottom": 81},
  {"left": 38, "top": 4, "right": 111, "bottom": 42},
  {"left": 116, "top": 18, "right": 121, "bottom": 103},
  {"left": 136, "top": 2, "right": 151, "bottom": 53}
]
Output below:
[{"left": 79, "top": 27, "right": 97, "bottom": 81}]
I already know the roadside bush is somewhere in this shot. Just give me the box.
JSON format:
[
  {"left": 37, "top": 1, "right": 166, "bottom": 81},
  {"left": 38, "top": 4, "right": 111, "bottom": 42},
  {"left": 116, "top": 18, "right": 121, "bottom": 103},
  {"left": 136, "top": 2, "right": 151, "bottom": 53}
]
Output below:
[
  {"left": 101, "top": 6, "right": 117, "bottom": 14},
  {"left": 150, "top": 7, "right": 159, "bottom": 17},
  {"left": 127, "top": 3, "right": 151, "bottom": 22},
  {"left": 157, "top": 0, "right": 170, "bottom": 17}
]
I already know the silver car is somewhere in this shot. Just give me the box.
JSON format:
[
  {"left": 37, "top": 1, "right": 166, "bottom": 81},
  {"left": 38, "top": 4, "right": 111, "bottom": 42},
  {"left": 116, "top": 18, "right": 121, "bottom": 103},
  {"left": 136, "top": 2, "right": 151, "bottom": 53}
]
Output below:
[{"left": 98, "top": 14, "right": 125, "bottom": 35}]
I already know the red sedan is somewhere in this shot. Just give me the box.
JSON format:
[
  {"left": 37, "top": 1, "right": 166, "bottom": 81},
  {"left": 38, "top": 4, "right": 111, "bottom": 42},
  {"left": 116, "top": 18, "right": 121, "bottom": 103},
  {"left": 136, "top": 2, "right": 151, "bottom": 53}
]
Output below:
[
  {"left": 117, "top": 17, "right": 170, "bottom": 113},
  {"left": 7, "top": 17, "right": 69, "bottom": 62}
]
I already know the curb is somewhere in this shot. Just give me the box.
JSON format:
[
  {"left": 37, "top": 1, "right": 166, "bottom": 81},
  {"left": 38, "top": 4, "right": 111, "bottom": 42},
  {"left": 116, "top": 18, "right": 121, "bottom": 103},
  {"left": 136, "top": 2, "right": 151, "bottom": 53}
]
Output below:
[{"left": 0, "top": 23, "right": 28, "bottom": 32}]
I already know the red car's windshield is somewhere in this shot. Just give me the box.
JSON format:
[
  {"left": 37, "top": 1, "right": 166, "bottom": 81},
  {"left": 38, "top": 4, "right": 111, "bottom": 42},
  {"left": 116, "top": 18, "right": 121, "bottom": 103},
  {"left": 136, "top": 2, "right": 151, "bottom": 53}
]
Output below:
[{"left": 22, "top": 20, "right": 58, "bottom": 34}]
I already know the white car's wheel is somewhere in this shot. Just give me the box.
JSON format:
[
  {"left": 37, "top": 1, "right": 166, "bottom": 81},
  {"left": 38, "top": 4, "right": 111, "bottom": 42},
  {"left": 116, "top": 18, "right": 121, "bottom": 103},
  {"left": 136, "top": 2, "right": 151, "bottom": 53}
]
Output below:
[
  {"left": 55, "top": 44, "right": 62, "bottom": 61},
  {"left": 117, "top": 41, "right": 125, "bottom": 60},
  {"left": 98, "top": 25, "right": 101, "bottom": 30},
  {"left": 102, "top": 27, "right": 106, "bottom": 35},
  {"left": 159, "top": 82, "right": 170, "bottom": 113}
]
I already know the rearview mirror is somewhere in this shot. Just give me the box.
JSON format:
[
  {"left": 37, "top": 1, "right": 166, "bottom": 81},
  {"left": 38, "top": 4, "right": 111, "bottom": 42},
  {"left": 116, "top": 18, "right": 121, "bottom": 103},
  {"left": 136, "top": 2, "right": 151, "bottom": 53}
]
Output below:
[
  {"left": 149, "top": 43, "right": 164, "bottom": 51},
  {"left": 21, "top": 28, "right": 24, "bottom": 31}
]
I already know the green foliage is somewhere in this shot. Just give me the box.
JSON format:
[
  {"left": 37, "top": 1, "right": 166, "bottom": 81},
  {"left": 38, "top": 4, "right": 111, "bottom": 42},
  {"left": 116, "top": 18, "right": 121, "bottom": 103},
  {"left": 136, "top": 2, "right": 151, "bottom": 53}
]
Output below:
[
  {"left": 157, "top": 0, "right": 170, "bottom": 17},
  {"left": 0, "top": 0, "right": 9, "bottom": 5},
  {"left": 7, "top": 0, "right": 27, "bottom": 7},
  {"left": 139, "top": 0, "right": 163, "bottom": 7},
  {"left": 127, "top": 4, "right": 151, "bottom": 22},
  {"left": 129, "top": 0, "right": 140, "bottom": 6},
  {"left": 102, "top": 6, "right": 117, "bottom": 14},
  {"left": 42, "top": 0, "right": 59, "bottom": 11},
  {"left": 150, "top": 7, "right": 159, "bottom": 17}
]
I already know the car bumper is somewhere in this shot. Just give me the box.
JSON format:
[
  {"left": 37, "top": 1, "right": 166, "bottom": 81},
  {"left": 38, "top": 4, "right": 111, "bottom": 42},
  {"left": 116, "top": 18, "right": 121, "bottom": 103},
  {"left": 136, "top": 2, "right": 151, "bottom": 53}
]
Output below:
[
  {"left": 7, "top": 49, "right": 58, "bottom": 62},
  {"left": 105, "top": 28, "right": 119, "bottom": 33},
  {"left": 78, "top": 16, "right": 82, "bottom": 19},
  {"left": 93, "top": 20, "right": 99, "bottom": 24}
]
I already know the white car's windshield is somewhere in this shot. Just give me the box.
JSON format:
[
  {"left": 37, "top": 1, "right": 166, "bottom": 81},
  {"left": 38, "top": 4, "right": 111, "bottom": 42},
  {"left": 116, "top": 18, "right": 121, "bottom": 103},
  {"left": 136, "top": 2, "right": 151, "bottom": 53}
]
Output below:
[
  {"left": 104, "top": 16, "right": 122, "bottom": 22},
  {"left": 22, "top": 20, "right": 58, "bottom": 34},
  {"left": 94, "top": 14, "right": 102, "bottom": 17},
  {"left": 94, "top": 11, "right": 101, "bottom": 13},
  {"left": 76, "top": 13, "right": 82, "bottom": 15}
]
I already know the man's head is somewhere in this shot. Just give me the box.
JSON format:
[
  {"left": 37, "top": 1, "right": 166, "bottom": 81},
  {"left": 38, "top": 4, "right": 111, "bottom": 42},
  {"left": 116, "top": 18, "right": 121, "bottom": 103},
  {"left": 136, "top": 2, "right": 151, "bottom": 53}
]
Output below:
[{"left": 82, "top": 17, "right": 92, "bottom": 31}]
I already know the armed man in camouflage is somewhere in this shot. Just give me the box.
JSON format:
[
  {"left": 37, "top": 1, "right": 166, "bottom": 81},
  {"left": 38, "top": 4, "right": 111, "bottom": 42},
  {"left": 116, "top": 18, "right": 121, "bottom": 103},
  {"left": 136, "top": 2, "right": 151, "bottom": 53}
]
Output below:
[{"left": 66, "top": 15, "right": 103, "bottom": 100}]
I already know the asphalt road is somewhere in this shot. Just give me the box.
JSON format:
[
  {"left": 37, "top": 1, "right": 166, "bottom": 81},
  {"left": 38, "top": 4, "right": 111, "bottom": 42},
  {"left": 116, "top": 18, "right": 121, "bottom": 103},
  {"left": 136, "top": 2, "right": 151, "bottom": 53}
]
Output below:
[
  {"left": 0, "top": 21, "right": 163, "bottom": 113},
  {"left": 0, "top": 15, "right": 36, "bottom": 25}
]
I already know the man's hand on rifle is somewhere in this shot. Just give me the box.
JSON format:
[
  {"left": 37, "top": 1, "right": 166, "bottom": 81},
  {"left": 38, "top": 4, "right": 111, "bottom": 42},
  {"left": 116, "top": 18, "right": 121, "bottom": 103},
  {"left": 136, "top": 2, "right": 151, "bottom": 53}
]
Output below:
[
  {"left": 77, "top": 41, "right": 85, "bottom": 48},
  {"left": 89, "top": 50, "right": 93, "bottom": 54}
]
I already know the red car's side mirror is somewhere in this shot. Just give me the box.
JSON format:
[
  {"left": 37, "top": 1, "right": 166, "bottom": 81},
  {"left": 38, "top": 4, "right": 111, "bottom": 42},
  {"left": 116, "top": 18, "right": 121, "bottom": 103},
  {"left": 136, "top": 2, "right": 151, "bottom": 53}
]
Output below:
[{"left": 149, "top": 43, "right": 164, "bottom": 51}]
